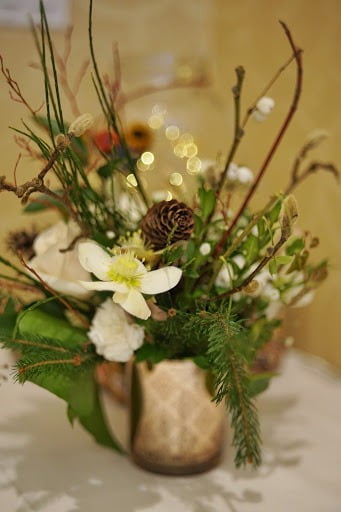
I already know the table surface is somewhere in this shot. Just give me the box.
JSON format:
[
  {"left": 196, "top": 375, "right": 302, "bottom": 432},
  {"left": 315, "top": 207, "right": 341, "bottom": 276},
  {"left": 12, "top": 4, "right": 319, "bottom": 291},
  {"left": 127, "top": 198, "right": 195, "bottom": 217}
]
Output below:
[{"left": 0, "top": 348, "right": 340, "bottom": 512}]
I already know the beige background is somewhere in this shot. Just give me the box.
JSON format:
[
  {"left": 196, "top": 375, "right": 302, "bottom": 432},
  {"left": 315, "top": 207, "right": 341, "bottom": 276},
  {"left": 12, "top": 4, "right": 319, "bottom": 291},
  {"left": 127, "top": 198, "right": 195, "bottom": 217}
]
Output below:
[{"left": 0, "top": 0, "right": 340, "bottom": 366}]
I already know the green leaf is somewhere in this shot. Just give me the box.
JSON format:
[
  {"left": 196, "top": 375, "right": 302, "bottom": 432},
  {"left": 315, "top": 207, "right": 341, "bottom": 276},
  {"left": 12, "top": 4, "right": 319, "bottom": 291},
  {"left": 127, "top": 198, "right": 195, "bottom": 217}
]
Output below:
[
  {"left": 267, "top": 200, "right": 282, "bottom": 225},
  {"left": 34, "top": 115, "right": 61, "bottom": 136},
  {"left": 135, "top": 344, "right": 168, "bottom": 364},
  {"left": 243, "top": 235, "right": 259, "bottom": 264},
  {"left": 198, "top": 187, "right": 216, "bottom": 220},
  {"left": 194, "top": 214, "right": 203, "bottom": 237},
  {"left": 17, "top": 309, "right": 87, "bottom": 349},
  {"left": 269, "top": 255, "right": 292, "bottom": 276},
  {"left": 257, "top": 218, "right": 266, "bottom": 238},
  {"left": 185, "top": 240, "right": 196, "bottom": 261},
  {"left": 269, "top": 258, "right": 277, "bottom": 276},
  {"left": 249, "top": 372, "right": 277, "bottom": 397},
  {"left": 163, "top": 245, "right": 184, "bottom": 265},
  {"left": 0, "top": 298, "right": 18, "bottom": 338},
  {"left": 193, "top": 355, "right": 210, "bottom": 370},
  {"left": 285, "top": 237, "right": 305, "bottom": 256},
  {"left": 31, "top": 365, "right": 124, "bottom": 452},
  {"left": 97, "top": 160, "right": 118, "bottom": 178},
  {"left": 23, "top": 191, "right": 67, "bottom": 215}
]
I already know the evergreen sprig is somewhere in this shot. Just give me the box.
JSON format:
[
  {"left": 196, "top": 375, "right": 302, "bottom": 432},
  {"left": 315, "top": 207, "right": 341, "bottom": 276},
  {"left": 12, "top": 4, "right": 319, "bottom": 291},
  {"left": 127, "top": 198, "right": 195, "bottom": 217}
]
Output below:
[{"left": 191, "top": 309, "right": 262, "bottom": 468}]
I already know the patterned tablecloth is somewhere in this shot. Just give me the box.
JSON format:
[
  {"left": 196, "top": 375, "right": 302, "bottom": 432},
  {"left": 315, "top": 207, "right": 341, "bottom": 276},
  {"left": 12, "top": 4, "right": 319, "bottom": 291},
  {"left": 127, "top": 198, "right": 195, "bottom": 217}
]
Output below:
[{"left": 0, "top": 347, "right": 340, "bottom": 512}]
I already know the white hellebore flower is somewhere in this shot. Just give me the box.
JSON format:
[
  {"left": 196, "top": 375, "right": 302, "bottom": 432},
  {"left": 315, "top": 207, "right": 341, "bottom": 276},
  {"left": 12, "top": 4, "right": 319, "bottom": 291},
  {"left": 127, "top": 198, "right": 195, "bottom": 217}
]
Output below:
[
  {"left": 89, "top": 299, "right": 144, "bottom": 362},
  {"left": 28, "top": 221, "right": 92, "bottom": 299},
  {"left": 78, "top": 242, "right": 182, "bottom": 320}
]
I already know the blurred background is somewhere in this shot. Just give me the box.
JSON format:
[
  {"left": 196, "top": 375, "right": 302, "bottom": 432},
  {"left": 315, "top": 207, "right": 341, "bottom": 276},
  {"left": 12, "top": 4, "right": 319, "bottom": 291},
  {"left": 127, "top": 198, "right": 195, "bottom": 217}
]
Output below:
[{"left": 0, "top": 0, "right": 340, "bottom": 367}]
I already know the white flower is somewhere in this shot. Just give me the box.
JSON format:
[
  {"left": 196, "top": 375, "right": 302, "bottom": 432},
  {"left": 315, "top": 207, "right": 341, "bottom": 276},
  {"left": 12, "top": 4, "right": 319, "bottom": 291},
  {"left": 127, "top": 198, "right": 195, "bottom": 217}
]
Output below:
[
  {"left": 28, "top": 221, "right": 91, "bottom": 299},
  {"left": 253, "top": 97, "right": 275, "bottom": 122},
  {"left": 78, "top": 242, "right": 182, "bottom": 320},
  {"left": 89, "top": 299, "right": 144, "bottom": 362},
  {"left": 199, "top": 243, "right": 211, "bottom": 256}
]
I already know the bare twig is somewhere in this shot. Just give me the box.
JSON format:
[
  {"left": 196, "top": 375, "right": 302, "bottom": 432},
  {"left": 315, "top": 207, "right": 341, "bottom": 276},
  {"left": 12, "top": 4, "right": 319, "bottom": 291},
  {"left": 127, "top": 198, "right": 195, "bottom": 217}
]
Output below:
[
  {"left": 285, "top": 160, "right": 339, "bottom": 194},
  {"left": 241, "top": 53, "right": 296, "bottom": 128},
  {"left": 0, "top": 55, "right": 43, "bottom": 116},
  {"left": 213, "top": 22, "right": 303, "bottom": 259},
  {"left": 208, "top": 235, "right": 287, "bottom": 302}
]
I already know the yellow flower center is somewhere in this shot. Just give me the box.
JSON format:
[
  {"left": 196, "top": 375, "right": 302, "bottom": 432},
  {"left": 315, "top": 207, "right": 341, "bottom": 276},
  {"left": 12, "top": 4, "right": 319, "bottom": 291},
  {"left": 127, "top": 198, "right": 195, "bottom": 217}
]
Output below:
[{"left": 107, "top": 253, "right": 143, "bottom": 288}]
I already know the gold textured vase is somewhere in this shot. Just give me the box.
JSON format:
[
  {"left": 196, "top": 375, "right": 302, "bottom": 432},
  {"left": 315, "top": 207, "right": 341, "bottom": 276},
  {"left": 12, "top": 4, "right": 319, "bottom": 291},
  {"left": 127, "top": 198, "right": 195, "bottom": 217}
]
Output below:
[{"left": 129, "top": 359, "right": 226, "bottom": 475}]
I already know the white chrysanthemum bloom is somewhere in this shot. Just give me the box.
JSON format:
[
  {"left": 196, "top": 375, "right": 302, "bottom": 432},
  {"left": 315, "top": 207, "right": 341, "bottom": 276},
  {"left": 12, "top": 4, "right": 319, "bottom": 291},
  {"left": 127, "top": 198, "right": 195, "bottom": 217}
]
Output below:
[
  {"left": 253, "top": 97, "right": 275, "bottom": 122},
  {"left": 28, "top": 221, "right": 91, "bottom": 299},
  {"left": 89, "top": 299, "right": 144, "bottom": 362},
  {"left": 78, "top": 242, "right": 182, "bottom": 320},
  {"left": 199, "top": 243, "right": 211, "bottom": 256}
]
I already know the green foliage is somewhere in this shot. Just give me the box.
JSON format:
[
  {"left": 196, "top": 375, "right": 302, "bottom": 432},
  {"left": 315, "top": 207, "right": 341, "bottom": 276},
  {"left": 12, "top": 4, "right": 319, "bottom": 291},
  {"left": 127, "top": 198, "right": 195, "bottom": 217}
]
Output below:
[
  {"left": 198, "top": 187, "right": 216, "bottom": 220},
  {"left": 0, "top": 306, "right": 124, "bottom": 453},
  {"left": 188, "top": 309, "right": 262, "bottom": 468}
]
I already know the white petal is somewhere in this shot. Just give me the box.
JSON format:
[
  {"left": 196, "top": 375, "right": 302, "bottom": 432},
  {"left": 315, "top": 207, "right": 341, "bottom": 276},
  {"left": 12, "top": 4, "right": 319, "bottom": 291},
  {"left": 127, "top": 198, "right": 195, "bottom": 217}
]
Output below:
[
  {"left": 113, "top": 290, "right": 151, "bottom": 320},
  {"left": 29, "top": 268, "right": 92, "bottom": 299},
  {"left": 140, "top": 267, "right": 182, "bottom": 295},
  {"left": 78, "top": 242, "right": 112, "bottom": 280},
  {"left": 79, "top": 280, "right": 118, "bottom": 292}
]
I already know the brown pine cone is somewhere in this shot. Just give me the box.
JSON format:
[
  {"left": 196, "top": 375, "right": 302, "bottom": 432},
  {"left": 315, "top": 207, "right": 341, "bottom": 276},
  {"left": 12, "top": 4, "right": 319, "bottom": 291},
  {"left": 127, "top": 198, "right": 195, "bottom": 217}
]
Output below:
[{"left": 140, "top": 199, "right": 194, "bottom": 250}]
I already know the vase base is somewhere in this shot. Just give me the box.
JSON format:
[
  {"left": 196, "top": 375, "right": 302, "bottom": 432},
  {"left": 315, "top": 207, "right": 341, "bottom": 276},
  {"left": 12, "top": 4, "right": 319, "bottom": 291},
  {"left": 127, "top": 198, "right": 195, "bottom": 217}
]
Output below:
[{"left": 131, "top": 449, "right": 223, "bottom": 476}]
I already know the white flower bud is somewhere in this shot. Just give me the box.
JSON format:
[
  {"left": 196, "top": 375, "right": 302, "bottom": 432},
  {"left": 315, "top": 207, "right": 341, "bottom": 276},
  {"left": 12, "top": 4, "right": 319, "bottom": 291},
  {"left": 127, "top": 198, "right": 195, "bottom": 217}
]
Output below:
[
  {"left": 253, "top": 96, "right": 275, "bottom": 122},
  {"left": 68, "top": 113, "right": 94, "bottom": 137},
  {"left": 237, "top": 166, "right": 253, "bottom": 184},
  {"left": 199, "top": 242, "right": 211, "bottom": 256},
  {"left": 226, "top": 162, "right": 239, "bottom": 181}
]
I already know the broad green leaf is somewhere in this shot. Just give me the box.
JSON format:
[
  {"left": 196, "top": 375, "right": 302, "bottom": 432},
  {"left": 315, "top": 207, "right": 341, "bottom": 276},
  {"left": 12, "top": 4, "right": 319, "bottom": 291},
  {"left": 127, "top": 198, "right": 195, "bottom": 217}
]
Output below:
[
  {"left": 194, "top": 214, "right": 203, "bottom": 237},
  {"left": 17, "top": 309, "right": 87, "bottom": 349},
  {"left": 198, "top": 187, "right": 216, "bottom": 220},
  {"left": 243, "top": 235, "right": 259, "bottom": 264},
  {"left": 0, "top": 299, "right": 18, "bottom": 338},
  {"left": 31, "top": 366, "right": 124, "bottom": 452}
]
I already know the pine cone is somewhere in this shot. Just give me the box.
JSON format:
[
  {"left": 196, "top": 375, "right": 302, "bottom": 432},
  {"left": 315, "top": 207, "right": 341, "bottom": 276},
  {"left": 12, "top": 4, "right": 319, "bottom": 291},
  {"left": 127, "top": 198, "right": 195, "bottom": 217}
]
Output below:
[{"left": 140, "top": 199, "right": 194, "bottom": 250}]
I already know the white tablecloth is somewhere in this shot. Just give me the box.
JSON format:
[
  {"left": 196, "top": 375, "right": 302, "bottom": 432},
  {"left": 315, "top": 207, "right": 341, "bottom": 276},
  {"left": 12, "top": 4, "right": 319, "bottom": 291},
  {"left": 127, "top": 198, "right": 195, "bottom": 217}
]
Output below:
[{"left": 0, "top": 348, "right": 340, "bottom": 512}]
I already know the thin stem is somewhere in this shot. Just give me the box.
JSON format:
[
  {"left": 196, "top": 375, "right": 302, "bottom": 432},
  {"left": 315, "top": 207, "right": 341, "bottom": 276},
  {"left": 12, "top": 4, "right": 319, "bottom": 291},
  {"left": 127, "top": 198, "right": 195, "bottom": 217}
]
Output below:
[
  {"left": 209, "top": 234, "right": 287, "bottom": 302},
  {"left": 216, "top": 66, "right": 245, "bottom": 200},
  {"left": 18, "top": 355, "right": 87, "bottom": 376},
  {"left": 241, "top": 53, "right": 296, "bottom": 129},
  {"left": 214, "top": 22, "right": 303, "bottom": 259},
  {"left": 208, "top": 195, "right": 280, "bottom": 289},
  {"left": 12, "top": 338, "right": 69, "bottom": 353}
]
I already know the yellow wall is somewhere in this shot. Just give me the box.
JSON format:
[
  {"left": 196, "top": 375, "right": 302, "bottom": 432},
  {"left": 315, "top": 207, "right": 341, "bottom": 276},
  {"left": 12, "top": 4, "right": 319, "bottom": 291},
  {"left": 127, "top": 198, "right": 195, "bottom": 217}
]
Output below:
[{"left": 0, "top": 0, "right": 340, "bottom": 366}]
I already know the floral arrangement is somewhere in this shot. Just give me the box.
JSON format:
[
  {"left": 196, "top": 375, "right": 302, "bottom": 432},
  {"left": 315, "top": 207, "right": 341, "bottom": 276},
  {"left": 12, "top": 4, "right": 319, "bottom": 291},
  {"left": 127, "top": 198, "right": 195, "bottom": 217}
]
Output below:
[{"left": 0, "top": 1, "right": 338, "bottom": 469}]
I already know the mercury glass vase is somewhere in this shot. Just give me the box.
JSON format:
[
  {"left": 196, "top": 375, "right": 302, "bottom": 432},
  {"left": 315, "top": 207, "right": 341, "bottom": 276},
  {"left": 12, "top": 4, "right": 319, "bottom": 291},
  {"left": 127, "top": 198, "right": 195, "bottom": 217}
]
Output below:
[{"left": 129, "top": 359, "right": 226, "bottom": 475}]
